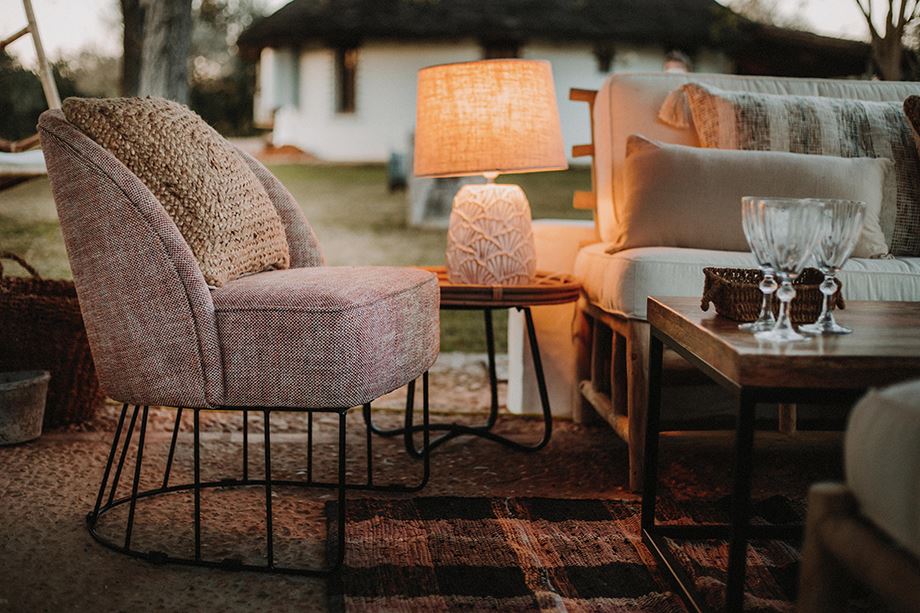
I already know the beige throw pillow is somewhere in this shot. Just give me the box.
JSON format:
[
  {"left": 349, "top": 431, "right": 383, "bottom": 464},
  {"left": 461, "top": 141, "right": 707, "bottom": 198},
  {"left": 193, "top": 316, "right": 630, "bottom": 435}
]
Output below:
[
  {"left": 679, "top": 82, "right": 919, "bottom": 256},
  {"left": 612, "top": 136, "right": 892, "bottom": 258},
  {"left": 63, "top": 96, "right": 290, "bottom": 287}
]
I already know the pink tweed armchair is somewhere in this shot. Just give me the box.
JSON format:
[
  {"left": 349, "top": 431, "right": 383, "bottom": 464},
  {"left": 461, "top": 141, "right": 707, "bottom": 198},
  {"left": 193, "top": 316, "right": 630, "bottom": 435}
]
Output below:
[{"left": 38, "top": 109, "right": 439, "bottom": 575}]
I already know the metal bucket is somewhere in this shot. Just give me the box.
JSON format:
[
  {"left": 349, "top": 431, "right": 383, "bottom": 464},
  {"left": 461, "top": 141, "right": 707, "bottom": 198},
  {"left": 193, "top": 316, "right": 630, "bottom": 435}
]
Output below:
[{"left": 0, "top": 370, "right": 50, "bottom": 445}]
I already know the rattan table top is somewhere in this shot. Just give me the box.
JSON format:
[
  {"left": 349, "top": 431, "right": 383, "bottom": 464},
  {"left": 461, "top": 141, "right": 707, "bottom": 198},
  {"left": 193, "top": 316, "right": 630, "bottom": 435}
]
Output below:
[{"left": 420, "top": 266, "right": 582, "bottom": 308}]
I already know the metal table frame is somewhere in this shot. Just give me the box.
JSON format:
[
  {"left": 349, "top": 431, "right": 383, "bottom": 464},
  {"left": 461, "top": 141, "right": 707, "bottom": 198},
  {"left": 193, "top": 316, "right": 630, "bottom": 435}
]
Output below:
[
  {"left": 641, "top": 326, "right": 865, "bottom": 612},
  {"left": 365, "top": 305, "right": 553, "bottom": 453}
]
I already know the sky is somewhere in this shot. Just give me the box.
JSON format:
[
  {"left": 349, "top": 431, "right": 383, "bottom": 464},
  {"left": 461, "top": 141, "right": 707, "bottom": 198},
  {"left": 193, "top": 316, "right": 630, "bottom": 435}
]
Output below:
[{"left": 0, "top": 0, "right": 881, "bottom": 68}]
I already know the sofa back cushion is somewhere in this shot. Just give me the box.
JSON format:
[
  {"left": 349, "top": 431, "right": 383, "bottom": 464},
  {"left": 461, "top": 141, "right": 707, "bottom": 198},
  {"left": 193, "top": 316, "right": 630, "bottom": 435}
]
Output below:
[
  {"left": 593, "top": 73, "right": 920, "bottom": 246},
  {"left": 62, "top": 96, "right": 290, "bottom": 287},
  {"left": 617, "top": 136, "right": 893, "bottom": 258},
  {"left": 681, "top": 83, "right": 919, "bottom": 256}
]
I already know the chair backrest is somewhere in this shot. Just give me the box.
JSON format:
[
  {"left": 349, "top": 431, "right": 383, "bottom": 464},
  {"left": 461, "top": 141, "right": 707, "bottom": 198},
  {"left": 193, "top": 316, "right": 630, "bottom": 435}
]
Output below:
[
  {"left": 38, "top": 110, "right": 323, "bottom": 408},
  {"left": 592, "top": 72, "right": 920, "bottom": 243}
]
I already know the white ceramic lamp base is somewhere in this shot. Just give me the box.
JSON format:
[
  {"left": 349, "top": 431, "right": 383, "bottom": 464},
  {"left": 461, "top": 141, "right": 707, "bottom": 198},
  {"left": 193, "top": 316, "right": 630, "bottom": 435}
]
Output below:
[{"left": 446, "top": 183, "right": 537, "bottom": 285}]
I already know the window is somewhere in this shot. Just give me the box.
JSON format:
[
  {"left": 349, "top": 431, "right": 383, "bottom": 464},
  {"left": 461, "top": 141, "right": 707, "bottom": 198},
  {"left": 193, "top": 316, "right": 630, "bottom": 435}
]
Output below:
[
  {"left": 594, "top": 45, "right": 614, "bottom": 74},
  {"left": 335, "top": 47, "right": 358, "bottom": 113},
  {"left": 482, "top": 42, "right": 520, "bottom": 59}
]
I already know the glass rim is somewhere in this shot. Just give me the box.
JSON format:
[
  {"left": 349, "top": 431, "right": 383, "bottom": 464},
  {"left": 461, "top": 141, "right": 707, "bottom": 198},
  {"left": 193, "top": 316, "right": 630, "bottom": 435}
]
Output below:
[
  {"left": 741, "top": 196, "right": 824, "bottom": 207},
  {"left": 741, "top": 196, "right": 834, "bottom": 203},
  {"left": 803, "top": 198, "right": 867, "bottom": 210}
]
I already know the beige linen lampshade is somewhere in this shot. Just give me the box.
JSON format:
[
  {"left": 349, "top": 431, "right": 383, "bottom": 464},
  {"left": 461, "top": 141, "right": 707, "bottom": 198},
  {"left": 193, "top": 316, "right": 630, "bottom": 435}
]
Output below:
[
  {"left": 414, "top": 59, "right": 567, "bottom": 285},
  {"left": 414, "top": 59, "right": 567, "bottom": 178}
]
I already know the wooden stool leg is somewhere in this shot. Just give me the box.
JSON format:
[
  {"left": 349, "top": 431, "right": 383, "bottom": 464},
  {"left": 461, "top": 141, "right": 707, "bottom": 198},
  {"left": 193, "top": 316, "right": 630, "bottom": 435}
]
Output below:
[
  {"left": 778, "top": 403, "right": 797, "bottom": 434},
  {"left": 626, "top": 321, "right": 649, "bottom": 492}
]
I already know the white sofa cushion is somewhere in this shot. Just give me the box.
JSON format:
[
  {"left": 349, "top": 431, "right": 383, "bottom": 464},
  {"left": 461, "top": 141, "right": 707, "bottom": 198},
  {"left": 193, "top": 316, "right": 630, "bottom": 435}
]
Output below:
[
  {"left": 617, "top": 136, "right": 893, "bottom": 257},
  {"left": 574, "top": 243, "right": 920, "bottom": 320},
  {"left": 845, "top": 379, "right": 920, "bottom": 559},
  {"left": 593, "top": 72, "right": 920, "bottom": 245}
]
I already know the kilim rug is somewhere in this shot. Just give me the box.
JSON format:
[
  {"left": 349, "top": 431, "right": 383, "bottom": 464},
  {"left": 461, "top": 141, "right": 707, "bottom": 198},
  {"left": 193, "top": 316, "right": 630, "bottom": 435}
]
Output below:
[{"left": 327, "top": 496, "right": 807, "bottom": 612}]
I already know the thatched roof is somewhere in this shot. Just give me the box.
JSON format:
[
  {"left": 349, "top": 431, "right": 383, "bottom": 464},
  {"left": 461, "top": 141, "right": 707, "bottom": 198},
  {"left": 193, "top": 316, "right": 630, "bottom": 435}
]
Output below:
[
  {"left": 734, "top": 24, "right": 870, "bottom": 77},
  {"left": 238, "top": 0, "right": 741, "bottom": 50},
  {"left": 238, "top": 0, "right": 872, "bottom": 78}
]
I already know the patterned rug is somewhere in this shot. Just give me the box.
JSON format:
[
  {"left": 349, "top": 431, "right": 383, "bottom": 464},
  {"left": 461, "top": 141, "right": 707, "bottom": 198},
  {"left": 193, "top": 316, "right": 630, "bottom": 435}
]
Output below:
[{"left": 326, "top": 496, "right": 806, "bottom": 612}]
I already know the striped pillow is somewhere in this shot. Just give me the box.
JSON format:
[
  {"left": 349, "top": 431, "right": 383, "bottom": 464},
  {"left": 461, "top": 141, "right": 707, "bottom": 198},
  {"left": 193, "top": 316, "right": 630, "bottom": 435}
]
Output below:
[{"left": 682, "top": 82, "right": 920, "bottom": 256}]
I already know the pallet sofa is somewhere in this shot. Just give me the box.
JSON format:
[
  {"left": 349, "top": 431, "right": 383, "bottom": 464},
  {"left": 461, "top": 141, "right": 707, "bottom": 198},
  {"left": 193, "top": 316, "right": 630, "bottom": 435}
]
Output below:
[{"left": 508, "top": 72, "right": 920, "bottom": 491}]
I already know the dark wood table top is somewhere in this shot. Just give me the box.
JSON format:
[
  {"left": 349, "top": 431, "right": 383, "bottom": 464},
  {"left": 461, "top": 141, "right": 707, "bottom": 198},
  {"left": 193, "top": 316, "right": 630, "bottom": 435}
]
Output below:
[
  {"left": 648, "top": 296, "right": 920, "bottom": 390},
  {"left": 421, "top": 266, "right": 581, "bottom": 308}
]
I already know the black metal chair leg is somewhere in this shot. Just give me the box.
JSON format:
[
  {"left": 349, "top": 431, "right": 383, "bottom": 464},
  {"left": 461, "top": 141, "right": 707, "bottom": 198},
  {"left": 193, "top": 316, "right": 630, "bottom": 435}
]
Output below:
[
  {"left": 193, "top": 408, "right": 202, "bottom": 561},
  {"left": 91, "top": 403, "right": 129, "bottom": 520},
  {"left": 331, "top": 410, "right": 347, "bottom": 570},
  {"left": 106, "top": 404, "right": 140, "bottom": 505},
  {"left": 242, "top": 409, "right": 249, "bottom": 482},
  {"left": 264, "top": 409, "right": 274, "bottom": 568},
  {"left": 363, "top": 403, "right": 373, "bottom": 486},
  {"left": 124, "top": 405, "right": 149, "bottom": 549},
  {"left": 162, "top": 407, "right": 183, "bottom": 488},
  {"left": 306, "top": 411, "right": 313, "bottom": 483},
  {"left": 420, "top": 371, "right": 430, "bottom": 487},
  {"left": 88, "top": 390, "right": 430, "bottom": 576}
]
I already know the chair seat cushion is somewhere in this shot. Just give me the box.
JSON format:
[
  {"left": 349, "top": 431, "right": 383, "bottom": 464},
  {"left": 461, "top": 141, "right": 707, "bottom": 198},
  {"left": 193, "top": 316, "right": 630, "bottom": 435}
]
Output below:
[
  {"left": 212, "top": 267, "right": 439, "bottom": 408},
  {"left": 574, "top": 243, "right": 920, "bottom": 320},
  {"left": 845, "top": 379, "right": 920, "bottom": 559}
]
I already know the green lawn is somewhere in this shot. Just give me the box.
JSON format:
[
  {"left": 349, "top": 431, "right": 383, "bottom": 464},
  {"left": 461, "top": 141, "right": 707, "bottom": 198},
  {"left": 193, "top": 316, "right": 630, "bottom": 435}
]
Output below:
[{"left": 0, "top": 164, "right": 590, "bottom": 351}]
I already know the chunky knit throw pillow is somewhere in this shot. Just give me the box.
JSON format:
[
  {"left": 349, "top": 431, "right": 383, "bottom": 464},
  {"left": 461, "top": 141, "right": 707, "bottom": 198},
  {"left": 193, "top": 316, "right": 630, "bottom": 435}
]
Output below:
[{"left": 63, "top": 96, "right": 290, "bottom": 287}]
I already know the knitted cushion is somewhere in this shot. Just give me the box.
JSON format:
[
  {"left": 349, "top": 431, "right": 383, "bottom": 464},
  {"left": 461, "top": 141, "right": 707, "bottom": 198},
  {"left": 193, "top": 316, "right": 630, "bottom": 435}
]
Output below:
[
  {"left": 62, "top": 97, "right": 290, "bottom": 287},
  {"left": 681, "top": 83, "right": 920, "bottom": 256}
]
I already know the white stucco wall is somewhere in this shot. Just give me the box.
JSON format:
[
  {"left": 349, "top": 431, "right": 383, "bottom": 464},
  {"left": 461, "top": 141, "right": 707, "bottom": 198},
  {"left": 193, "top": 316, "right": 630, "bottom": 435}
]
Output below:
[
  {"left": 262, "top": 41, "right": 731, "bottom": 162},
  {"left": 270, "top": 42, "right": 480, "bottom": 161}
]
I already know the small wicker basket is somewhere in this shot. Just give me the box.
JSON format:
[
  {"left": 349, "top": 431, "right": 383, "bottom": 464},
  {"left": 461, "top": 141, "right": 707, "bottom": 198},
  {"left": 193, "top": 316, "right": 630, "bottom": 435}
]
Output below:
[
  {"left": 0, "top": 253, "right": 105, "bottom": 428},
  {"left": 701, "top": 267, "right": 844, "bottom": 324}
]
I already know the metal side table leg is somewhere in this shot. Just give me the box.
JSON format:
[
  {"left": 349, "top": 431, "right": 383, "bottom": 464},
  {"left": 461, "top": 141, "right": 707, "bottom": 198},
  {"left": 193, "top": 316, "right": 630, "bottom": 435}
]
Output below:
[{"left": 725, "top": 390, "right": 757, "bottom": 612}]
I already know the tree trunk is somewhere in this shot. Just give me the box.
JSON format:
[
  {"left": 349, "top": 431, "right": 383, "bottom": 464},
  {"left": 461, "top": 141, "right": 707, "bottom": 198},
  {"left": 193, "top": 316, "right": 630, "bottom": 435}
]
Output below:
[
  {"left": 138, "top": 0, "right": 192, "bottom": 103},
  {"left": 873, "top": 36, "right": 904, "bottom": 80},
  {"left": 120, "top": 0, "right": 144, "bottom": 96}
]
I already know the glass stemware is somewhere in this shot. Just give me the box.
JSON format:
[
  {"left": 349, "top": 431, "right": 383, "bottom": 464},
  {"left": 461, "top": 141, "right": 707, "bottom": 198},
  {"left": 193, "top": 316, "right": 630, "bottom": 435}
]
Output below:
[
  {"left": 752, "top": 198, "right": 824, "bottom": 343},
  {"left": 740, "top": 197, "right": 778, "bottom": 332},
  {"left": 799, "top": 199, "right": 866, "bottom": 335}
]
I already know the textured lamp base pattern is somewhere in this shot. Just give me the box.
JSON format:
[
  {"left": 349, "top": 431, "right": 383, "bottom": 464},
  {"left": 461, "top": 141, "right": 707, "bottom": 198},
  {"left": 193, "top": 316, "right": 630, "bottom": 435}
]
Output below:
[{"left": 446, "top": 184, "right": 537, "bottom": 285}]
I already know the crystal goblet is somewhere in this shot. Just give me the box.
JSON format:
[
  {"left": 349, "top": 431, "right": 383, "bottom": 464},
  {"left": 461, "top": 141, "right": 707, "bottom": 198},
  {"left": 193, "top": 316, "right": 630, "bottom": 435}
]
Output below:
[
  {"left": 799, "top": 199, "right": 865, "bottom": 335},
  {"left": 752, "top": 199, "right": 824, "bottom": 343},
  {"left": 740, "top": 197, "right": 778, "bottom": 332}
]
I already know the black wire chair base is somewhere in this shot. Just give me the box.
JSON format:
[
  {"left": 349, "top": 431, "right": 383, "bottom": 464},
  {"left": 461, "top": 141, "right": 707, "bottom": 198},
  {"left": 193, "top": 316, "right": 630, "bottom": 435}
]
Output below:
[
  {"left": 86, "top": 374, "right": 430, "bottom": 576},
  {"left": 364, "top": 307, "right": 553, "bottom": 455}
]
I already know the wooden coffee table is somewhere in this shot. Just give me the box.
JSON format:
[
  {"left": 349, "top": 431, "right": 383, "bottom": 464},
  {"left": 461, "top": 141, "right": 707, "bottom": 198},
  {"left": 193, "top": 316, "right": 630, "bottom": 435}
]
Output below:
[
  {"left": 641, "top": 296, "right": 920, "bottom": 613},
  {"left": 364, "top": 267, "right": 581, "bottom": 453}
]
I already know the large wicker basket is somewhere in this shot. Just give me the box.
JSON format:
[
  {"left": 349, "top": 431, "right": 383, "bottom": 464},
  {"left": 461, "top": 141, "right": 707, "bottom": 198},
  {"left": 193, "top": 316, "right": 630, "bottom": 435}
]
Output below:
[
  {"left": 701, "top": 267, "right": 844, "bottom": 324},
  {"left": 0, "top": 253, "right": 105, "bottom": 428}
]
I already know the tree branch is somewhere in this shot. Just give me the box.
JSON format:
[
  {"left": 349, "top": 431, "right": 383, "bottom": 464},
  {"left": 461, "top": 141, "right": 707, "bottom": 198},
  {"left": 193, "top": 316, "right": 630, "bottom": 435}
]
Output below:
[
  {"left": 898, "top": 0, "right": 910, "bottom": 27},
  {"left": 855, "top": 0, "right": 881, "bottom": 39}
]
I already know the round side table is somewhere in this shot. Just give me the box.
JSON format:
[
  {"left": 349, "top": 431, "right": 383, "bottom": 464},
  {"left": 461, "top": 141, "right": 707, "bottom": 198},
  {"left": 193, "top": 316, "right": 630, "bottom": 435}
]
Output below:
[{"left": 365, "top": 266, "right": 581, "bottom": 453}]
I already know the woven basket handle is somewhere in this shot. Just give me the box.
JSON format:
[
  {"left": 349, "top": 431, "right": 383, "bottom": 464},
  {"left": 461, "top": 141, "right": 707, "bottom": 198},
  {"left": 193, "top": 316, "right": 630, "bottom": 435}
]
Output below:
[
  {"left": 0, "top": 252, "right": 41, "bottom": 279},
  {"left": 700, "top": 277, "right": 722, "bottom": 312}
]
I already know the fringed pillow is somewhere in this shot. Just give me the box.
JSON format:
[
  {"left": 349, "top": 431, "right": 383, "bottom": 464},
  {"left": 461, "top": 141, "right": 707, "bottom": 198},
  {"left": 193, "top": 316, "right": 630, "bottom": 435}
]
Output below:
[{"left": 680, "top": 83, "right": 920, "bottom": 256}]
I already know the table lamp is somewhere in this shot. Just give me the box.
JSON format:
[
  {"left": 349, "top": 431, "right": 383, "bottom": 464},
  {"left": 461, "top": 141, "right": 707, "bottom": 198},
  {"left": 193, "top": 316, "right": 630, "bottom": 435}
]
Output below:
[{"left": 414, "top": 59, "right": 568, "bottom": 285}]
